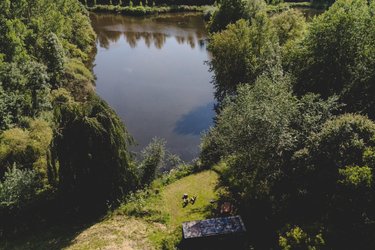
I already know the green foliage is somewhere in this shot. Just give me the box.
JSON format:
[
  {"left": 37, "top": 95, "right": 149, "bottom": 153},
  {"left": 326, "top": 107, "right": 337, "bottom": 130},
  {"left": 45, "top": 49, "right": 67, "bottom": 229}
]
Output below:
[
  {"left": 200, "top": 71, "right": 340, "bottom": 248},
  {"left": 364, "top": 147, "right": 375, "bottom": 167},
  {"left": 119, "top": 188, "right": 168, "bottom": 223},
  {"left": 62, "top": 58, "right": 94, "bottom": 101},
  {"left": 70, "top": 12, "right": 96, "bottom": 57},
  {"left": 43, "top": 33, "right": 64, "bottom": 88},
  {"left": 0, "top": 86, "right": 13, "bottom": 130},
  {"left": 202, "top": 73, "right": 287, "bottom": 203},
  {"left": 209, "top": 0, "right": 266, "bottom": 32},
  {"left": 154, "top": 164, "right": 193, "bottom": 187},
  {"left": 25, "top": 61, "right": 51, "bottom": 115},
  {"left": 0, "top": 18, "right": 29, "bottom": 62},
  {"left": 82, "top": 0, "right": 215, "bottom": 8},
  {"left": 203, "top": 0, "right": 375, "bottom": 248},
  {"left": 339, "top": 166, "right": 372, "bottom": 187},
  {"left": 288, "top": 0, "right": 375, "bottom": 118},
  {"left": 0, "top": 1, "right": 133, "bottom": 234},
  {"left": 139, "top": 138, "right": 166, "bottom": 186},
  {"left": 0, "top": 165, "right": 40, "bottom": 209},
  {"left": 204, "top": 73, "right": 299, "bottom": 200},
  {"left": 208, "top": 17, "right": 280, "bottom": 103},
  {"left": 201, "top": 72, "right": 339, "bottom": 168},
  {"left": 54, "top": 95, "right": 137, "bottom": 207},
  {"left": 270, "top": 8, "right": 307, "bottom": 56},
  {"left": 291, "top": 114, "right": 375, "bottom": 248},
  {"left": 0, "top": 118, "right": 53, "bottom": 183},
  {"left": 279, "top": 226, "right": 325, "bottom": 250},
  {"left": 88, "top": 4, "right": 211, "bottom": 16},
  {"left": 301, "top": 114, "right": 375, "bottom": 170},
  {"left": 0, "top": 61, "right": 51, "bottom": 121},
  {"left": 160, "top": 227, "right": 182, "bottom": 250}
]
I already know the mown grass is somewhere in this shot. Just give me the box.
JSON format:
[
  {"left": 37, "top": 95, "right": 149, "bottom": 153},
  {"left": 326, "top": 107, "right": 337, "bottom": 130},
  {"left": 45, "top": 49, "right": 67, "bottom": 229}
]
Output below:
[
  {"left": 0, "top": 169, "right": 220, "bottom": 250},
  {"left": 115, "top": 169, "right": 220, "bottom": 248},
  {"left": 159, "top": 170, "right": 218, "bottom": 226}
]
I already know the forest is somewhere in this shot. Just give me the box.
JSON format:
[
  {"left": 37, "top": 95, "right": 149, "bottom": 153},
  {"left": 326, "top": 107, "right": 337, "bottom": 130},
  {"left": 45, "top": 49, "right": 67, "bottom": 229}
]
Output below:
[
  {"left": 1, "top": 0, "right": 375, "bottom": 249},
  {"left": 0, "top": 0, "right": 143, "bottom": 236},
  {"left": 202, "top": 0, "right": 375, "bottom": 248}
]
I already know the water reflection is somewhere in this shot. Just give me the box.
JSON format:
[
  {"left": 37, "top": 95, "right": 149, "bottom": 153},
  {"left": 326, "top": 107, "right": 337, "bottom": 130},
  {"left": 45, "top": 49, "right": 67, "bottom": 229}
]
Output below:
[
  {"left": 174, "top": 102, "right": 215, "bottom": 136},
  {"left": 91, "top": 13, "right": 208, "bottom": 49},
  {"left": 91, "top": 13, "right": 214, "bottom": 161}
]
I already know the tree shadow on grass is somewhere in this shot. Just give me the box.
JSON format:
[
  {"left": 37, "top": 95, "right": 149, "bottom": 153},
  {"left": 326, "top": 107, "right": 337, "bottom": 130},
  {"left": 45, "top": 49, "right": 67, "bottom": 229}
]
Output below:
[
  {"left": 0, "top": 197, "right": 110, "bottom": 250},
  {"left": 185, "top": 202, "right": 217, "bottom": 219},
  {"left": 1, "top": 215, "right": 105, "bottom": 250}
]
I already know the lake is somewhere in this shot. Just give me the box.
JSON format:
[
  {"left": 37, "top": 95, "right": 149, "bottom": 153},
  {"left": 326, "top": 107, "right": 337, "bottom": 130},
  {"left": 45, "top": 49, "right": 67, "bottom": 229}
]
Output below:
[{"left": 90, "top": 13, "right": 214, "bottom": 161}]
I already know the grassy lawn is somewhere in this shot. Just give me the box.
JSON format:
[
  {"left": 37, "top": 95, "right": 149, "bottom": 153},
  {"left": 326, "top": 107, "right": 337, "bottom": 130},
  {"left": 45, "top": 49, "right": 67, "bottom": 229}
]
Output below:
[
  {"left": 115, "top": 169, "right": 220, "bottom": 248},
  {"left": 1, "top": 170, "right": 219, "bottom": 250},
  {"left": 158, "top": 170, "right": 219, "bottom": 226}
]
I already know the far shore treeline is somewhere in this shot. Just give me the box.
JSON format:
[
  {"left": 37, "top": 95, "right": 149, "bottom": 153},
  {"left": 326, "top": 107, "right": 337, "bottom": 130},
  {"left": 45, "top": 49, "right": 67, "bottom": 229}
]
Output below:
[{"left": 82, "top": 0, "right": 215, "bottom": 6}]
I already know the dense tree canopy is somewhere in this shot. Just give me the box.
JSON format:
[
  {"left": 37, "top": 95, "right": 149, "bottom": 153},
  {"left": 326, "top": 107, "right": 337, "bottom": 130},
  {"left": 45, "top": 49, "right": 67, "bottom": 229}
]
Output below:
[
  {"left": 209, "top": 0, "right": 266, "bottom": 32},
  {"left": 208, "top": 7, "right": 308, "bottom": 106},
  {"left": 203, "top": 0, "right": 375, "bottom": 248},
  {"left": 208, "top": 16, "right": 279, "bottom": 104},
  {"left": 0, "top": 0, "right": 138, "bottom": 234},
  {"left": 288, "top": 0, "right": 375, "bottom": 118},
  {"left": 54, "top": 94, "right": 137, "bottom": 206}
]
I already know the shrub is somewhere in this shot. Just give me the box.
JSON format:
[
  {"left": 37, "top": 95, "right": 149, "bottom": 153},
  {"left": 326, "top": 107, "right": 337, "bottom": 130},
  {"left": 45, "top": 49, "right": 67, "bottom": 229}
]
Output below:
[
  {"left": 279, "top": 226, "right": 325, "bottom": 250},
  {"left": 288, "top": 0, "right": 375, "bottom": 118},
  {"left": 139, "top": 138, "right": 166, "bottom": 186},
  {"left": 339, "top": 166, "right": 372, "bottom": 187},
  {"left": 208, "top": 17, "right": 280, "bottom": 103},
  {"left": 0, "top": 165, "right": 40, "bottom": 208}
]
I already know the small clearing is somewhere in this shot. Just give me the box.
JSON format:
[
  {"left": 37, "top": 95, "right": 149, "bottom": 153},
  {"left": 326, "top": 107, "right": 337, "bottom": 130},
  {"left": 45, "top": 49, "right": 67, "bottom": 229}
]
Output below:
[{"left": 1, "top": 170, "right": 219, "bottom": 250}]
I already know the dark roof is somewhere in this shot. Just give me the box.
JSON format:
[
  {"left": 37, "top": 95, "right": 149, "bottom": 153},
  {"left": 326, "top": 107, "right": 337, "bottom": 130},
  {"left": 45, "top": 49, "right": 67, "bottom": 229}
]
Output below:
[{"left": 182, "top": 215, "right": 246, "bottom": 239}]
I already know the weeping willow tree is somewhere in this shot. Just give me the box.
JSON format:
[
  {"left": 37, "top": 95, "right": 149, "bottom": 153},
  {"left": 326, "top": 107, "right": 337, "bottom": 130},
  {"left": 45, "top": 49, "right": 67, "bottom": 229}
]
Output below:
[{"left": 53, "top": 91, "right": 138, "bottom": 208}]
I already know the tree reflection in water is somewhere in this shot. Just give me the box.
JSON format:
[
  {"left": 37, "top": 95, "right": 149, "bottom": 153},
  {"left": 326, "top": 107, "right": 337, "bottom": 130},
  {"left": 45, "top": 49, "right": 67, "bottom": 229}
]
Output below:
[{"left": 90, "top": 12, "right": 207, "bottom": 49}]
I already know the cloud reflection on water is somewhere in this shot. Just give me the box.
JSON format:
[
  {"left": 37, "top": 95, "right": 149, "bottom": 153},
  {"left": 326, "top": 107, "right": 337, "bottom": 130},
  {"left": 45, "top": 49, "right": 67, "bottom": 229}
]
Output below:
[{"left": 173, "top": 102, "right": 215, "bottom": 136}]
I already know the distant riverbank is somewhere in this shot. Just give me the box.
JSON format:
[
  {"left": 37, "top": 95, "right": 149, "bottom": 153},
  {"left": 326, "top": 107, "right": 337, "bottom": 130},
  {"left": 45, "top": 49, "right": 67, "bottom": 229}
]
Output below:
[
  {"left": 87, "top": 4, "right": 216, "bottom": 17},
  {"left": 86, "top": 2, "right": 324, "bottom": 17}
]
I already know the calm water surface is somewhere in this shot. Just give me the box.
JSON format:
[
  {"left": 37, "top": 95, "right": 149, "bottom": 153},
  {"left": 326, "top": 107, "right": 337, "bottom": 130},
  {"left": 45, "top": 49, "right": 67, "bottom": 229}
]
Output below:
[{"left": 90, "top": 13, "right": 214, "bottom": 161}]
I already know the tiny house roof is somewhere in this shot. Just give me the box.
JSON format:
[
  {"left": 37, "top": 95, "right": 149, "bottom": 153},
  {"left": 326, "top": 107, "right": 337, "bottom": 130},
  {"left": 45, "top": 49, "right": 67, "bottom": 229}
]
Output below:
[{"left": 182, "top": 215, "right": 246, "bottom": 239}]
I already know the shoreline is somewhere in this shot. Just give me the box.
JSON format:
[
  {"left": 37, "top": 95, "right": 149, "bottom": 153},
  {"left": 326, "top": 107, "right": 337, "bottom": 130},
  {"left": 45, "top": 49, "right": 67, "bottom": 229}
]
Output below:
[{"left": 86, "top": 4, "right": 216, "bottom": 16}]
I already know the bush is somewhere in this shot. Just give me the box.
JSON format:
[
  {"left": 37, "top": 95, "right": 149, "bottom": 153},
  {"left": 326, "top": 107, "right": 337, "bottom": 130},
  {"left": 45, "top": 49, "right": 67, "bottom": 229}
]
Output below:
[
  {"left": 139, "top": 138, "right": 166, "bottom": 186},
  {"left": 291, "top": 114, "right": 375, "bottom": 249},
  {"left": 208, "top": 17, "right": 280, "bottom": 103},
  {"left": 156, "top": 164, "right": 194, "bottom": 186},
  {"left": 209, "top": 0, "right": 266, "bottom": 32},
  {"left": 55, "top": 95, "right": 137, "bottom": 208},
  {"left": 288, "top": 0, "right": 375, "bottom": 118},
  {"left": 0, "top": 118, "right": 53, "bottom": 183},
  {"left": 279, "top": 226, "right": 325, "bottom": 250},
  {"left": 118, "top": 188, "right": 168, "bottom": 223},
  {"left": 0, "top": 165, "right": 40, "bottom": 209}
]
